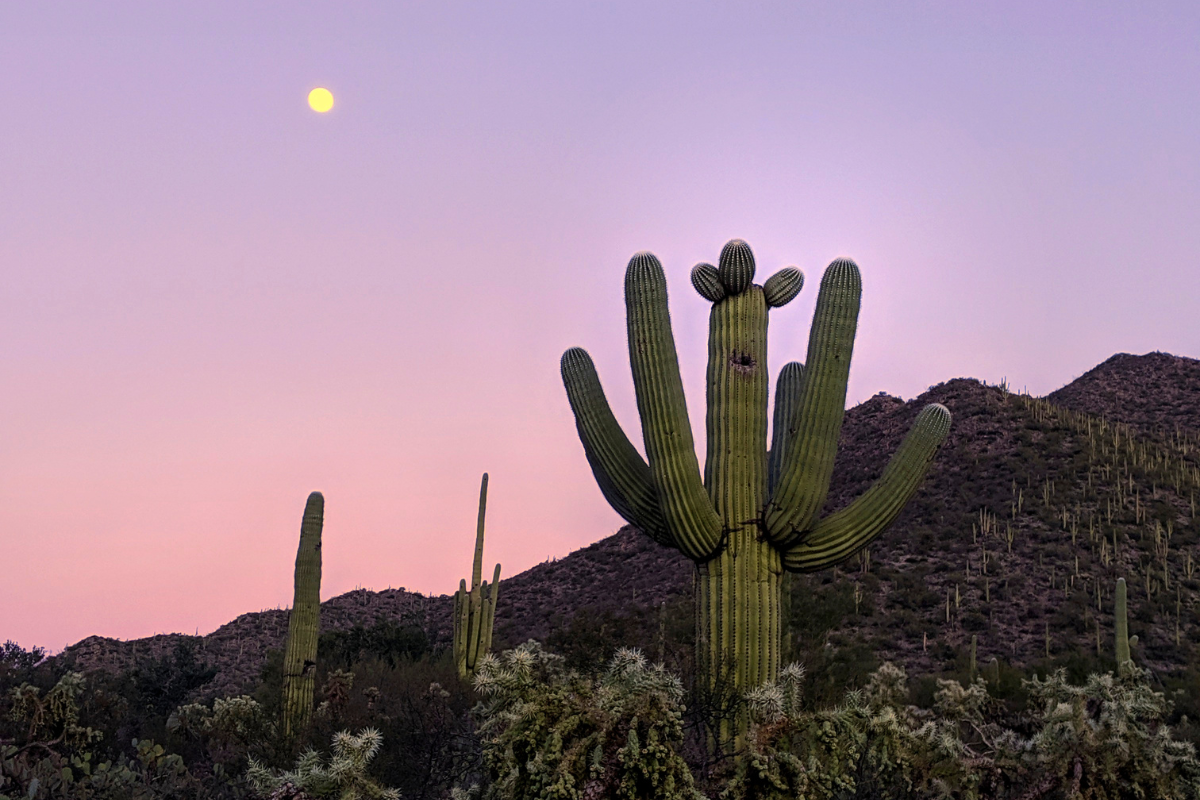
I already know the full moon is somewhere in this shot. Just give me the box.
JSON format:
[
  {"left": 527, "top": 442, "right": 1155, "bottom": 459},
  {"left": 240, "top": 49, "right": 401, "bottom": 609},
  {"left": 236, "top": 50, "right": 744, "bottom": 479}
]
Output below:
[{"left": 307, "top": 87, "right": 334, "bottom": 113}]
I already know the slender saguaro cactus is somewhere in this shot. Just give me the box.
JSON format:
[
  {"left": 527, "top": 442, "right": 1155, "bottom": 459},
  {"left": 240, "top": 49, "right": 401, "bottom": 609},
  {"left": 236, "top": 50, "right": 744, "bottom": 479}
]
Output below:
[
  {"left": 282, "top": 491, "right": 324, "bottom": 739},
  {"left": 561, "top": 240, "right": 951, "bottom": 740},
  {"left": 454, "top": 473, "right": 501, "bottom": 681},
  {"left": 1115, "top": 577, "right": 1138, "bottom": 676}
]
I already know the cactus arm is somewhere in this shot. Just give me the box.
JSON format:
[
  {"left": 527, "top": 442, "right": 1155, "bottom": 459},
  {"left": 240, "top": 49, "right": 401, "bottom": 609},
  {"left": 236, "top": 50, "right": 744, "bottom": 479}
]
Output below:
[
  {"left": 763, "top": 267, "right": 804, "bottom": 308},
  {"left": 467, "top": 576, "right": 484, "bottom": 668},
  {"left": 473, "top": 474, "right": 488, "bottom": 589},
  {"left": 560, "top": 348, "right": 670, "bottom": 545},
  {"left": 453, "top": 579, "right": 468, "bottom": 680},
  {"left": 781, "top": 403, "right": 951, "bottom": 572},
  {"left": 765, "top": 259, "right": 862, "bottom": 547},
  {"left": 482, "top": 564, "right": 501, "bottom": 656},
  {"left": 625, "top": 252, "right": 723, "bottom": 561},
  {"left": 282, "top": 491, "right": 324, "bottom": 739},
  {"left": 767, "top": 362, "right": 805, "bottom": 492},
  {"left": 691, "top": 263, "right": 726, "bottom": 303}
]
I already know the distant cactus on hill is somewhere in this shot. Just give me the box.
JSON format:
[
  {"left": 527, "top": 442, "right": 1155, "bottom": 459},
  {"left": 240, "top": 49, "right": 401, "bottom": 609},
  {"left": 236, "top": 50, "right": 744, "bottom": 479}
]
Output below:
[{"left": 282, "top": 492, "right": 324, "bottom": 740}]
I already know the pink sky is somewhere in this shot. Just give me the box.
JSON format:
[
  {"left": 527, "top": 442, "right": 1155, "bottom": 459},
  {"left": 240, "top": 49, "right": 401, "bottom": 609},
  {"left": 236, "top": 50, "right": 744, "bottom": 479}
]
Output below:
[{"left": 2, "top": 3, "right": 1198, "bottom": 651}]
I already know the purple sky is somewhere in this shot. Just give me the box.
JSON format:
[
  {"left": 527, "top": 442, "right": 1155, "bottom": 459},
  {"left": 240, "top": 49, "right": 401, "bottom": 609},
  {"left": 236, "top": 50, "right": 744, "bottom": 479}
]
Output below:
[{"left": 3, "top": 3, "right": 1198, "bottom": 652}]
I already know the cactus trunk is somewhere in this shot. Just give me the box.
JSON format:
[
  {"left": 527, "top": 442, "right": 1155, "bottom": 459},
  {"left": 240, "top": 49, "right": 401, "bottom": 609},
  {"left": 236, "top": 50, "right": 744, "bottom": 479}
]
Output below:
[
  {"left": 282, "top": 491, "right": 323, "bottom": 740},
  {"left": 696, "top": 538, "right": 782, "bottom": 743}
]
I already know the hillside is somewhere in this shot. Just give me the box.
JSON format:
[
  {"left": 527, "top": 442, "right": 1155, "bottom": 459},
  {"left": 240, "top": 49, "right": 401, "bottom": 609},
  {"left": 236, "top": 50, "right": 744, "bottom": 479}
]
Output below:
[
  {"left": 59, "top": 351, "right": 1200, "bottom": 699},
  {"left": 1048, "top": 351, "right": 1200, "bottom": 435}
]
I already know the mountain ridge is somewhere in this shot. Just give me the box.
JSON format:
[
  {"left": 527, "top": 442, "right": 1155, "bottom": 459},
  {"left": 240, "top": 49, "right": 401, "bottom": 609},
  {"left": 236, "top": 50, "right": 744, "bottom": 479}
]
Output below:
[{"left": 58, "top": 351, "right": 1200, "bottom": 699}]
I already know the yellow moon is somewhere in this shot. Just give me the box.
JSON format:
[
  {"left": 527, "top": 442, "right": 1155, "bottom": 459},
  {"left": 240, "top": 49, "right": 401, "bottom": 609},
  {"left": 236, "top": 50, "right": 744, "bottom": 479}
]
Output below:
[{"left": 308, "top": 87, "right": 334, "bottom": 113}]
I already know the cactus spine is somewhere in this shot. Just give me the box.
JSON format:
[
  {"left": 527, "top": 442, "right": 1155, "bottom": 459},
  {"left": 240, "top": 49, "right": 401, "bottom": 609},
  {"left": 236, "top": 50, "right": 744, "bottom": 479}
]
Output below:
[
  {"left": 561, "top": 240, "right": 952, "bottom": 742},
  {"left": 454, "top": 473, "right": 501, "bottom": 681},
  {"left": 1115, "top": 577, "right": 1138, "bottom": 676},
  {"left": 282, "top": 491, "right": 323, "bottom": 740}
]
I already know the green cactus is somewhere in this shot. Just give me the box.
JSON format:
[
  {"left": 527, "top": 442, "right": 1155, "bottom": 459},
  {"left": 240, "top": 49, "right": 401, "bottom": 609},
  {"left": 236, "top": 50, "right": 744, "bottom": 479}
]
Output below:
[
  {"left": 986, "top": 656, "right": 1000, "bottom": 686},
  {"left": 282, "top": 491, "right": 324, "bottom": 740},
  {"left": 561, "top": 240, "right": 951, "bottom": 741},
  {"left": 1115, "top": 577, "right": 1138, "bottom": 676},
  {"left": 969, "top": 635, "right": 978, "bottom": 682},
  {"left": 454, "top": 473, "right": 501, "bottom": 681}
]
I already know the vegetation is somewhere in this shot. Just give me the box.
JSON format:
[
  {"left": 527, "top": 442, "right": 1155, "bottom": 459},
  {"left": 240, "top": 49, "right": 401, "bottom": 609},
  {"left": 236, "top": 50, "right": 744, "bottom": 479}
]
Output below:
[{"left": 7, "top": 316, "right": 1200, "bottom": 796}]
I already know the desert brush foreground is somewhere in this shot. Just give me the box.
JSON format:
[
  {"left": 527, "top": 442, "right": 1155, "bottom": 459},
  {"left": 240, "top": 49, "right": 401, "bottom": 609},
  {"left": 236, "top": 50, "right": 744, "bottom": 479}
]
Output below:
[{"left": 4, "top": 241, "right": 1200, "bottom": 798}]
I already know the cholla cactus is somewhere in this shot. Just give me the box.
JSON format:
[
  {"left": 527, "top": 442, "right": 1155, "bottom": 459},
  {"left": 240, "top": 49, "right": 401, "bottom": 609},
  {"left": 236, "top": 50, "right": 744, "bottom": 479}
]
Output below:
[
  {"left": 470, "top": 642, "right": 700, "bottom": 800},
  {"left": 745, "top": 663, "right": 806, "bottom": 727},
  {"left": 246, "top": 728, "right": 400, "bottom": 800},
  {"left": 562, "top": 241, "right": 952, "bottom": 741},
  {"left": 8, "top": 671, "right": 100, "bottom": 748},
  {"left": 169, "top": 694, "right": 276, "bottom": 745},
  {"left": 1023, "top": 667, "right": 1200, "bottom": 797},
  {"left": 454, "top": 473, "right": 501, "bottom": 681}
]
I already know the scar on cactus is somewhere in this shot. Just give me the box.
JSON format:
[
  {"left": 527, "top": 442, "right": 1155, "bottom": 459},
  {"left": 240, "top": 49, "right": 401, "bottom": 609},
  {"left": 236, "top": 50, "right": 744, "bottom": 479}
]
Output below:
[
  {"left": 282, "top": 491, "right": 323, "bottom": 740},
  {"left": 454, "top": 473, "right": 501, "bottom": 681},
  {"left": 561, "top": 239, "right": 952, "bottom": 744}
]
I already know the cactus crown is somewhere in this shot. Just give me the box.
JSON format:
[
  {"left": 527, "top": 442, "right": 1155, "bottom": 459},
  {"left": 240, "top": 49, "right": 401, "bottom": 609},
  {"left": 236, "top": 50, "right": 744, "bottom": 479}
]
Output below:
[
  {"left": 562, "top": 238, "right": 952, "bottom": 570},
  {"left": 717, "top": 238, "right": 756, "bottom": 294}
]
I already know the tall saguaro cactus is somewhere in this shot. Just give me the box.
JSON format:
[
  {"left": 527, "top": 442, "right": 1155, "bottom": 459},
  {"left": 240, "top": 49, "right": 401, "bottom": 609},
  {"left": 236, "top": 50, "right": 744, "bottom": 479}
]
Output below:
[
  {"left": 561, "top": 240, "right": 951, "bottom": 737},
  {"left": 454, "top": 473, "right": 502, "bottom": 681},
  {"left": 1115, "top": 577, "right": 1138, "bottom": 676},
  {"left": 282, "top": 491, "right": 324, "bottom": 740}
]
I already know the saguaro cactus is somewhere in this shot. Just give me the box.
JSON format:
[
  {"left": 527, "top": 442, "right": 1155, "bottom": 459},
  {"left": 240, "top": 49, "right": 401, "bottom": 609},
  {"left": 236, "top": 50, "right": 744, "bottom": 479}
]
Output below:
[
  {"left": 1115, "top": 577, "right": 1138, "bottom": 676},
  {"left": 454, "top": 473, "right": 501, "bottom": 681},
  {"left": 561, "top": 240, "right": 951, "bottom": 736},
  {"left": 282, "top": 491, "right": 324, "bottom": 739}
]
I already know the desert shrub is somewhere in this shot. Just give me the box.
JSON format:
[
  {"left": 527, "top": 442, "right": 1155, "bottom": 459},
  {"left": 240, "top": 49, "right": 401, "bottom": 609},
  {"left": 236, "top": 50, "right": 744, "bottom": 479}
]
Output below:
[
  {"left": 1018, "top": 666, "right": 1200, "bottom": 798},
  {"left": 129, "top": 640, "right": 216, "bottom": 720},
  {"left": 318, "top": 620, "right": 429, "bottom": 670},
  {"left": 468, "top": 642, "right": 701, "bottom": 800},
  {"left": 245, "top": 728, "right": 399, "bottom": 800},
  {"left": 725, "top": 662, "right": 1200, "bottom": 800},
  {"left": 0, "top": 671, "right": 243, "bottom": 800}
]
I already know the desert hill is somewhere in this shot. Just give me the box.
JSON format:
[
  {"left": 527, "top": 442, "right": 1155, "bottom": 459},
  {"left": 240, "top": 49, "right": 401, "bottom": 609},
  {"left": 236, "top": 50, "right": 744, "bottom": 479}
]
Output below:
[{"left": 60, "top": 351, "right": 1200, "bottom": 699}]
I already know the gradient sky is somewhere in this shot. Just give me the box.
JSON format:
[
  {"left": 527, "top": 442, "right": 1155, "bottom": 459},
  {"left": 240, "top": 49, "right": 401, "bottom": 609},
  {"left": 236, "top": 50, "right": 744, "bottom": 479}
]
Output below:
[{"left": 3, "top": 2, "right": 1198, "bottom": 652}]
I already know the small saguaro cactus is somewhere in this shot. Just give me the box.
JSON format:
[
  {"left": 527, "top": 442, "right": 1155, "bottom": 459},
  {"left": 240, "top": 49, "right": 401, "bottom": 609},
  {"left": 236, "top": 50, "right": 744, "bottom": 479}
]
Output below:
[
  {"left": 1115, "top": 577, "right": 1138, "bottom": 676},
  {"left": 561, "top": 239, "right": 952, "bottom": 740},
  {"left": 454, "top": 473, "right": 501, "bottom": 681},
  {"left": 282, "top": 491, "right": 324, "bottom": 739}
]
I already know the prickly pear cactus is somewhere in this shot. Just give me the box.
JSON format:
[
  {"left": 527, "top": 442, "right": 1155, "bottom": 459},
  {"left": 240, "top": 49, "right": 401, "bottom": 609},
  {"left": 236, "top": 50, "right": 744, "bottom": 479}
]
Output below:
[
  {"left": 561, "top": 240, "right": 952, "bottom": 742},
  {"left": 282, "top": 492, "right": 324, "bottom": 740},
  {"left": 454, "top": 473, "right": 501, "bottom": 681}
]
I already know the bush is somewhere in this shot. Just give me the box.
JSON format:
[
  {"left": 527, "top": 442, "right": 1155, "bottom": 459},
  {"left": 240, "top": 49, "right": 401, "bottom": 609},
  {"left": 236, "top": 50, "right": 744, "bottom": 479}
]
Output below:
[{"left": 468, "top": 642, "right": 702, "bottom": 800}]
